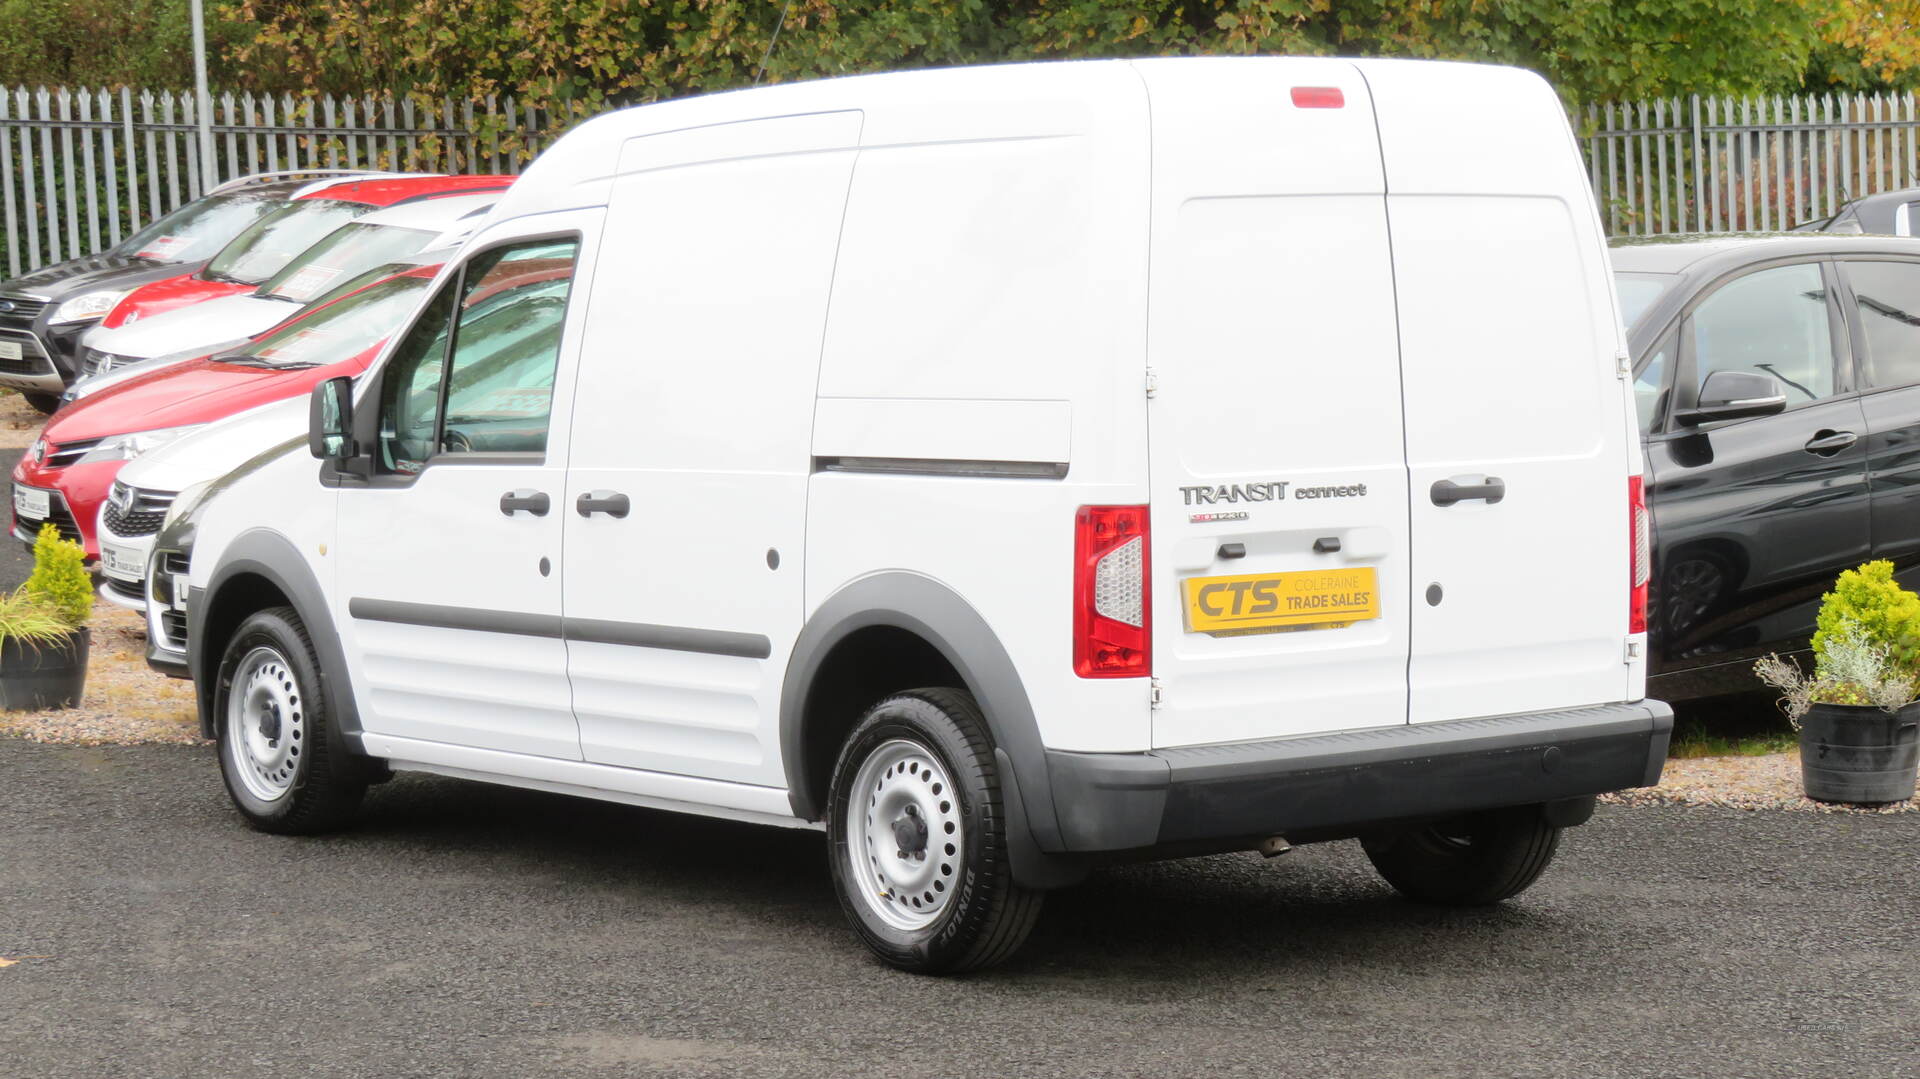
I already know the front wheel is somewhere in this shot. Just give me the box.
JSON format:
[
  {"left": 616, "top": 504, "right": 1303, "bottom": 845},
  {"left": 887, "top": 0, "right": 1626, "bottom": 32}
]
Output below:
[
  {"left": 21, "top": 392, "right": 59, "bottom": 415},
  {"left": 826, "top": 688, "right": 1043, "bottom": 973},
  {"left": 214, "top": 606, "right": 365, "bottom": 834},
  {"left": 1361, "top": 806, "right": 1562, "bottom": 905}
]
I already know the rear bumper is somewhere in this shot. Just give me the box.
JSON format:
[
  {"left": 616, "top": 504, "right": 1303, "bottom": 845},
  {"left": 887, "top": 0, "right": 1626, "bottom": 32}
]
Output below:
[{"left": 1041, "top": 700, "right": 1673, "bottom": 854}]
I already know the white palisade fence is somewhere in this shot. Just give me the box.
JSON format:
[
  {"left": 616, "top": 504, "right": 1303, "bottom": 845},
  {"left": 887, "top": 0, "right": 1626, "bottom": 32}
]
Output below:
[
  {"left": 1582, "top": 92, "right": 1920, "bottom": 236},
  {"left": 12, "top": 85, "right": 1920, "bottom": 276},
  {"left": 0, "top": 86, "right": 594, "bottom": 277}
]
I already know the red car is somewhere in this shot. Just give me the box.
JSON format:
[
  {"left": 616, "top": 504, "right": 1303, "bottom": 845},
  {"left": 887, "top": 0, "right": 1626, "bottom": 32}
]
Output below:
[
  {"left": 94, "top": 174, "right": 510, "bottom": 330},
  {"left": 11, "top": 262, "right": 443, "bottom": 557}
]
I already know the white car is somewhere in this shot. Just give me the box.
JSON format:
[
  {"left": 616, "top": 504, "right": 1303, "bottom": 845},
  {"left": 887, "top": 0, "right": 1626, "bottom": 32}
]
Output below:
[
  {"left": 72, "top": 193, "right": 497, "bottom": 387},
  {"left": 62, "top": 246, "right": 459, "bottom": 406},
  {"left": 97, "top": 396, "right": 307, "bottom": 621},
  {"left": 160, "top": 58, "right": 1671, "bottom": 972}
]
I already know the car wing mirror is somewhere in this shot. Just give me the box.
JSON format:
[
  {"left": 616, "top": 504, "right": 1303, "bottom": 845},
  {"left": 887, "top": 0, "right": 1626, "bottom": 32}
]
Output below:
[
  {"left": 308, "top": 376, "right": 357, "bottom": 460},
  {"left": 1674, "top": 370, "right": 1788, "bottom": 426}
]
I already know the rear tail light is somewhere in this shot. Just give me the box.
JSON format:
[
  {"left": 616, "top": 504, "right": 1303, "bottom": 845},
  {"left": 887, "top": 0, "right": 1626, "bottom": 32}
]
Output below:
[
  {"left": 1629, "top": 475, "right": 1650, "bottom": 634},
  {"left": 1074, "top": 505, "right": 1150, "bottom": 678},
  {"left": 1290, "top": 87, "right": 1345, "bottom": 109}
]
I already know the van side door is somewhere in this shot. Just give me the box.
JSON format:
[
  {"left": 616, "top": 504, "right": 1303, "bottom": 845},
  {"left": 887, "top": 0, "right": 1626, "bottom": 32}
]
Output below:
[
  {"left": 561, "top": 114, "right": 859, "bottom": 787},
  {"left": 1644, "top": 259, "right": 1869, "bottom": 686},
  {"left": 1837, "top": 258, "right": 1920, "bottom": 590},
  {"left": 334, "top": 212, "right": 601, "bottom": 761}
]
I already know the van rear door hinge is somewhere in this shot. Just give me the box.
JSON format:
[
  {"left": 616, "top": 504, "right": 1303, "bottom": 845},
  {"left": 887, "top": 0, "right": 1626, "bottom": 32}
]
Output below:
[
  {"left": 1615, "top": 351, "right": 1632, "bottom": 379},
  {"left": 1149, "top": 677, "right": 1164, "bottom": 709},
  {"left": 1144, "top": 367, "right": 1159, "bottom": 399}
]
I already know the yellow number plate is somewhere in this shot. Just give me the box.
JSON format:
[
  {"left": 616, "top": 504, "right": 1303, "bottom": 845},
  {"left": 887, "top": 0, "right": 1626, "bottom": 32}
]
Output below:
[{"left": 1182, "top": 567, "right": 1380, "bottom": 634}]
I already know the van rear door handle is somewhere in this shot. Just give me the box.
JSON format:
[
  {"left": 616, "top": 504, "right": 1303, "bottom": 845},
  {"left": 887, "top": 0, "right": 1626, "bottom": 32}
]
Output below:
[
  {"left": 576, "top": 491, "right": 631, "bottom": 518},
  {"left": 1803, "top": 430, "right": 1857, "bottom": 456},
  {"left": 1431, "top": 477, "right": 1506, "bottom": 507},
  {"left": 499, "top": 490, "right": 550, "bottom": 517}
]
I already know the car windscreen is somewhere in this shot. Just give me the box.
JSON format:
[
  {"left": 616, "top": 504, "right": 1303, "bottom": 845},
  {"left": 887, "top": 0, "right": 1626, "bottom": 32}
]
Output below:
[
  {"left": 202, "top": 199, "right": 369, "bottom": 286},
  {"left": 1614, "top": 271, "right": 1679, "bottom": 332},
  {"left": 218, "top": 273, "right": 431, "bottom": 369},
  {"left": 111, "top": 193, "right": 283, "bottom": 264},
  {"left": 256, "top": 222, "right": 435, "bottom": 304}
]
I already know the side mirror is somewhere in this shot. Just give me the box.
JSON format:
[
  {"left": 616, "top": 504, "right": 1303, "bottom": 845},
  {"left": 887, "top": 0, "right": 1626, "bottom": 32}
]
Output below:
[
  {"left": 1674, "top": 370, "right": 1788, "bottom": 426},
  {"left": 308, "top": 376, "right": 356, "bottom": 460}
]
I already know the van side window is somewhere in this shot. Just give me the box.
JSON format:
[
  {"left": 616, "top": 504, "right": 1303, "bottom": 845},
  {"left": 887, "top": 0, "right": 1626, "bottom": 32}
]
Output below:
[
  {"left": 378, "top": 281, "right": 458, "bottom": 474},
  {"left": 375, "top": 238, "right": 580, "bottom": 473},
  {"left": 441, "top": 239, "right": 580, "bottom": 455},
  {"left": 1689, "top": 263, "right": 1836, "bottom": 405},
  {"left": 1845, "top": 260, "right": 1920, "bottom": 389}
]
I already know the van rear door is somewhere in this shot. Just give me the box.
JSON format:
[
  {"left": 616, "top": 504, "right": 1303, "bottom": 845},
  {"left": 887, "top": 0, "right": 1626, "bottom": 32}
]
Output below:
[
  {"left": 1362, "top": 62, "right": 1637, "bottom": 722},
  {"left": 1138, "top": 60, "right": 1412, "bottom": 748}
]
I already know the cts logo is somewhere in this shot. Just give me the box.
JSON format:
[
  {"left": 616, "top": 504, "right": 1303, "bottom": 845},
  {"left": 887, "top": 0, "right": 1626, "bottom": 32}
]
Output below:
[
  {"left": 1183, "top": 568, "right": 1382, "bottom": 633},
  {"left": 1194, "top": 578, "right": 1282, "bottom": 618}
]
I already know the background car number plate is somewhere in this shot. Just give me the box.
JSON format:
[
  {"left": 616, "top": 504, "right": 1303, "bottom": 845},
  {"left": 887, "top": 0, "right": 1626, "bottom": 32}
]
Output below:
[
  {"left": 12, "top": 484, "right": 48, "bottom": 521},
  {"left": 0, "top": 340, "right": 20, "bottom": 361},
  {"left": 1183, "top": 567, "right": 1380, "bottom": 634},
  {"left": 101, "top": 543, "right": 144, "bottom": 582}
]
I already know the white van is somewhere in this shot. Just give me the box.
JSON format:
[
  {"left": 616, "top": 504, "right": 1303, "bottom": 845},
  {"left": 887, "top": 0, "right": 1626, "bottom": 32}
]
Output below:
[{"left": 158, "top": 58, "right": 1670, "bottom": 972}]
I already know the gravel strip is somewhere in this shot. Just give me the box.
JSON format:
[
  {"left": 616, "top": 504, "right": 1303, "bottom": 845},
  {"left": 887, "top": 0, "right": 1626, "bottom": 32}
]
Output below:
[
  {"left": 0, "top": 603, "right": 202, "bottom": 746},
  {"left": 0, "top": 390, "right": 42, "bottom": 449},
  {"left": 1602, "top": 750, "right": 1917, "bottom": 814}
]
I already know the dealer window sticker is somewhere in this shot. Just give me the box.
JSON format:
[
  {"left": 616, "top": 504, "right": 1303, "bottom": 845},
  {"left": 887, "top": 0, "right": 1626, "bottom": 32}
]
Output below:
[
  {"left": 273, "top": 265, "right": 343, "bottom": 302},
  {"left": 136, "top": 235, "right": 190, "bottom": 260}
]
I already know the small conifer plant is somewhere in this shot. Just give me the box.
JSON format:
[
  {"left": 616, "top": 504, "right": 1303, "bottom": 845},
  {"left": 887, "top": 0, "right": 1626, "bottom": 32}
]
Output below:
[{"left": 22, "top": 522, "right": 92, "bottom": 630}]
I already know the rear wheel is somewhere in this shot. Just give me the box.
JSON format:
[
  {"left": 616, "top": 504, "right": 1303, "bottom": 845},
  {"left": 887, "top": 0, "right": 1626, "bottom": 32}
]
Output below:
[
  {"left": 1361, "top": 806, "right": 1561, "bottom": 905},
  {"left": 20, "top": 392, "right": 59, "bottom": 415},
  {"left": 826, "top": 688, "right": 1043, "bottom": 973},
  {"left": 214, "top": 606, "right": 365, "bottom": 834}
]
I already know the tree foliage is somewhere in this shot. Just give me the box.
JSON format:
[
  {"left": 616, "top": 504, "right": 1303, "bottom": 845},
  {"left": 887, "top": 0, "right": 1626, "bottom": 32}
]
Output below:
[
  {"left": 1, "top": 0, "right": 1918, "bottom": 107},
  {"left": 0, "top": 0, "right": 250, "bottom": 88}
]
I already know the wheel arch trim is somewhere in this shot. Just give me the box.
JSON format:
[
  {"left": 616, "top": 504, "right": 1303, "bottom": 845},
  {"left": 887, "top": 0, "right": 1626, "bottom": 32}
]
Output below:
[
  {"left": 779, "top": 571, "right": 1080, "bottom": 886},
  {"left": 190, "top": 528, "right": 360, "bottom": 747}
]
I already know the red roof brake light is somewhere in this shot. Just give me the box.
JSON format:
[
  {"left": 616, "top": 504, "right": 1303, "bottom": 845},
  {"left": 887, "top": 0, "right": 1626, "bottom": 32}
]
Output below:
[{"left": 1291, "top": 87, "right": 1345, "bottom": 109}]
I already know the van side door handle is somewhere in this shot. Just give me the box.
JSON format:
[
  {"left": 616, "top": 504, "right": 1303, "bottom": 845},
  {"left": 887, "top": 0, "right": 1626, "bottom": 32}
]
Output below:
[
  {"left": 499, "top": 490, "right": 550, "bottom": 517},
  {"left": 576, "top": 491, "right": 631, "bottom": 518},
  {"left": 1431, "top": 477, "right": 1506, "bottom": 507},
  {"left": 1803, "top": 430, "right": 1857, "bottom": 456}
]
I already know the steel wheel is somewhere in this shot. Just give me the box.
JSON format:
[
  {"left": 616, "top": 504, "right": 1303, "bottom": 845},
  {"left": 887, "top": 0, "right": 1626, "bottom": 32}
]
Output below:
[
  {"left": 226, "top": 645, "right": 306, "bottom": 803},
  {"left": 845, "top": 737, "right": 966, "bottom": 931}
]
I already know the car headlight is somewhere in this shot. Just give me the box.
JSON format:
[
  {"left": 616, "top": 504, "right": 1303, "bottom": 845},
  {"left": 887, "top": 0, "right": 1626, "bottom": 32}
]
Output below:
[
  {"left": 162, "top": 479, "right": 213, "bottom": 530},
  {"left": 49, "top": 289, "right": 130, "bottom": 325},
  {"left": 72, "top": 424, "right": 206, "bottom": 467}
]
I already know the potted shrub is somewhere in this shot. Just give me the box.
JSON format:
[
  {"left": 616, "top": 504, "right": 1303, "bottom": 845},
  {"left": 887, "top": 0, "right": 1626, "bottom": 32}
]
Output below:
[
  {"left": 1755, "top": 560, "right": 1920, "bottom": 804},
  {"left": 0, "top": 523, "right": 94, "bottom": 711}
]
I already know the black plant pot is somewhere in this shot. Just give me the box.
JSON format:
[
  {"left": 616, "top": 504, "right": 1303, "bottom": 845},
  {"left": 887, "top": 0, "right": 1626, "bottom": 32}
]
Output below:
[
  {"left": 1799, "top": 700, "right": 1920, "bottom": 805},
  {"left": 0, "top": 627, "right": 90, "bottom": 711}
]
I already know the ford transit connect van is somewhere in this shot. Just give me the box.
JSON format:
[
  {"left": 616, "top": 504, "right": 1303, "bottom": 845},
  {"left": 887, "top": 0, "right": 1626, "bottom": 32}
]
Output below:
[{"left": 161, "top": 59, "right": 1671, "bottom": 972}]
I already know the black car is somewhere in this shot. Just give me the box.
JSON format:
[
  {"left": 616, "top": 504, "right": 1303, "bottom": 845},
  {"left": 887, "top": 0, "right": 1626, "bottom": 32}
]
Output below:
[
  {"left": 0, "top": 172, "right": 375, "bottom": 412},
  {"left": 1616, "top": 233, "right": 1920, "bottom": 700},
  {"left": 1791, "top": 185, "right": 1920, "bottom": 236}
]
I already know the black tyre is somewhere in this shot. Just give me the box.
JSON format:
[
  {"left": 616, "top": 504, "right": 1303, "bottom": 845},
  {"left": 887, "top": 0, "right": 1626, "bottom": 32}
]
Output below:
[
  {"left": 213, "top": 606, "right": 366, "bottom": 834},
  {"left": 21, "top": 392, "right": 59, "bottom": 415},
  {"left": 826, "top": 688, "right": 1043, "bottom": 973},
  {"left": 1361, "top": 806, "right": 1561, "bottom": 906}
]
